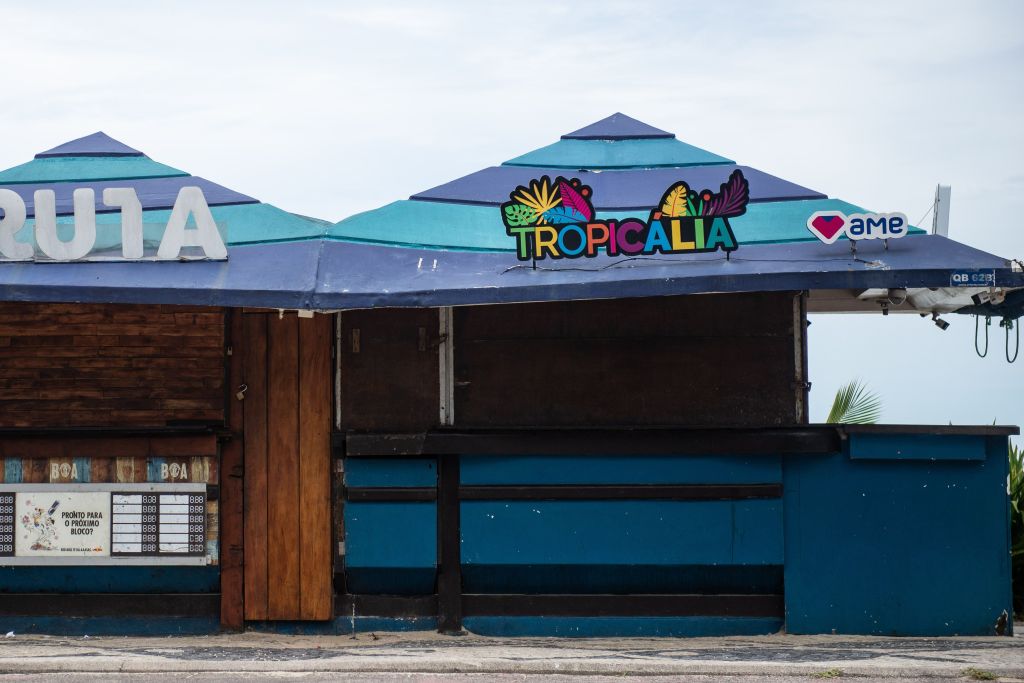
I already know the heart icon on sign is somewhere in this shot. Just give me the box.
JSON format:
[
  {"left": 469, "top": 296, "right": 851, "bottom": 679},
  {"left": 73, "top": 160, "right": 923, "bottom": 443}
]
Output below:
[{"left": 807, "top": 213, "right": 847, "bottom": 244}]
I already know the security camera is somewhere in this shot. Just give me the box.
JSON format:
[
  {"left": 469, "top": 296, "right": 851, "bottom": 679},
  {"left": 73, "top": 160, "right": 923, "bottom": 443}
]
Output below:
[{"left": 932, "top": 312, "right": 950, "bottom": 331}]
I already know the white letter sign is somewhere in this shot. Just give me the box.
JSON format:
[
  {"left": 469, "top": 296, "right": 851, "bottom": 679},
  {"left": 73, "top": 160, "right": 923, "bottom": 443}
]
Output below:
[
  {"left": 0, "top": 185, "right": 226, "bottom": 261},
  {"left": 157, "top": 187, "right": 227, "bottom": 260},
  {"left": 102, "top": 188, "right": 144, "bottom": 259},
  {"left": 34, "top": 189, "right": 98, "bottom": 260},
  {"left": 0, "top": 189, "right": 31, "bottom": 260}
]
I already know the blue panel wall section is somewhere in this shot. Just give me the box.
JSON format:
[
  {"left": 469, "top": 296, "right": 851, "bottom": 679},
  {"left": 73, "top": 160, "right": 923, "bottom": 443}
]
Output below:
[
  {"left": 459, "top": 454, "right": 781, "bottom": 485},
  {"left": 343, "top": 501, "right": 437, "bottom": 594},
  {"left": 0, "top": 566, "right": 220, "bottom": 593},
  {"left": 461, "top": 564, "right": 784, "bottom": 595},
  {"left": 848, "top": 433, "right": 987, "bottom": 461},
  {"left": 458, "top": 454, "right": 785, "bottom": 598},
  {"left": 460, "top": 499, "right": 783, "bottom": 566},
  {"left": 783, "top": 435, "right": 1012, "bottom": 636},
  {"left": 345, "top": 458, "right": 436, "bottom": 487}
]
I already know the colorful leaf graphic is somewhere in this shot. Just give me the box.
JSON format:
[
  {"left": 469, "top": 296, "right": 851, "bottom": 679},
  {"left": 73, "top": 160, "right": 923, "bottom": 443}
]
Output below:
[
  {"left": 503, "top": 203, "right": 539, "bottom": 226},
  {"left": 659, "top": 183, "right": 690, "bottom": 217},
  {"left": 542, "top": 206, "right": 588, "bottom": 225},
  {"left": 558, "top": 180, "right": 593, "bottom": 221},
  {"left": 514, "top": 177, "right": 561, "bottom": 222},
  {"left": 702, "top": 170, "right": 749, "bottom": 217}
]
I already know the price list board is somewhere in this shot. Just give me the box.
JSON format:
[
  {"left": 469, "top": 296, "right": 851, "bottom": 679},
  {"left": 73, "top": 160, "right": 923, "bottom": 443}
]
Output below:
[
  {"left": 0, "top": 493, "right": 13, "bottom": 557},
  {"left": 111, "top": 492, "right": 206, "bottom": 556}
]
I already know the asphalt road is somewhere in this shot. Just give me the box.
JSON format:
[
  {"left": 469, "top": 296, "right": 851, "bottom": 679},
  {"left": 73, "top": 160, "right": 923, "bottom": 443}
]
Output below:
[
  {"left": 0, "top": 630, "right": 1022, "bottom": 680},
  {"left": 1, "top": 675, "right": 1021, "bottom": 682}
]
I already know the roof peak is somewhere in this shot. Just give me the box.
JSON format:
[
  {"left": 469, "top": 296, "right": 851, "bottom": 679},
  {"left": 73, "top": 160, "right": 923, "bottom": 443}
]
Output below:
[
  {"left": 561, "top": 113, "right": 674, "bottom": 140},
  {"left": 35, "top": 132, "right": 145, "bottom": 159}
]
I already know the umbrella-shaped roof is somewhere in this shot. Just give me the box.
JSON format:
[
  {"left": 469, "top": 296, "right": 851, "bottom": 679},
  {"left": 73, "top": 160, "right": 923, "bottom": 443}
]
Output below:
[
  {"left": 320, "top": 114, "right": 1019, "bottom": 311},
  {"left": 331, "top": 113, "right": 902, "bottom": 251},
  {"left": 0, "top": 132, "right": 330, "bottom": 307},
  {"left": 0, "top": 119, "right": 1020, "bottom": 310}
]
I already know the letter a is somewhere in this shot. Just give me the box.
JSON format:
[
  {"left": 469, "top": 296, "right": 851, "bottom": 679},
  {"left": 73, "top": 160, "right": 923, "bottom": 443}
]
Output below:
[{"left": 157, "top": 187, "right": 227, "bottom": 260}]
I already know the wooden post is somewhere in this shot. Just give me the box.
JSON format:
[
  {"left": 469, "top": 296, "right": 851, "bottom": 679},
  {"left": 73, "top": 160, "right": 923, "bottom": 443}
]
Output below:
[
  {"left": 242, "top": 314, "right": 269, "bottom": 620},
  {"left": 219, "top": 308, "right": 245, "bottom": 630},
  {"left": 436, "top": 453, "right": 462, "bottom": 634}
]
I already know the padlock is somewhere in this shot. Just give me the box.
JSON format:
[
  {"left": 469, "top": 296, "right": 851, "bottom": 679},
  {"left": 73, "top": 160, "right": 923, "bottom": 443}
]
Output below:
[{"left": 235, "top": 384, "right": 248, "bottom": 401}]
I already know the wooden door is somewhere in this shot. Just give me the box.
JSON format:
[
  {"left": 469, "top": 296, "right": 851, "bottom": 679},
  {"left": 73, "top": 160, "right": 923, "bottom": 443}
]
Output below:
[{"left": 242, "top": 312, "right": 333, "bottom": 620}]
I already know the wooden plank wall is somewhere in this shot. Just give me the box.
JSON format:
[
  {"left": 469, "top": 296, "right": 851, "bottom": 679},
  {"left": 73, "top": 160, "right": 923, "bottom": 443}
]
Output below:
[
  {"left": 338, "top": 309, "right": 440, "bottom": 431},
  {"left": 243, "top": 312, "right": 332, "bottom": 621},
  {"left": 0, "top": 303, "right": 225, "bottom": 427},
  {"left": 219, "top": 311, "right": 245, "bottom": 630},
  {"left": 453, "top": 292, "right": 801, "bottom": 427}
]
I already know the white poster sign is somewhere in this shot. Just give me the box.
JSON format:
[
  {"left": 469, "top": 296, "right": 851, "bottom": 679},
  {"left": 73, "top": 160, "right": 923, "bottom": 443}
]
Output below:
[{"left": 15, "top": 492, "right": 110, "bottom": 557}]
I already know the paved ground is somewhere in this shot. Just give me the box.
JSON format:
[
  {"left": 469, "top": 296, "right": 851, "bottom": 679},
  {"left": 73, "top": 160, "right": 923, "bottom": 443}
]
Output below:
[{"left": 0, "top": 630, "right": 1022, "bottom": 680}]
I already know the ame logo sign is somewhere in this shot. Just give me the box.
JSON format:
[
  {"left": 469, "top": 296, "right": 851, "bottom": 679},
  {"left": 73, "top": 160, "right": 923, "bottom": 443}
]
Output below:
[
  {"left": 0, "top": 186, "right": 227, "bottom": 262},
  {"left": 806, "top": 211, "right": 908, "bottom": 245}
]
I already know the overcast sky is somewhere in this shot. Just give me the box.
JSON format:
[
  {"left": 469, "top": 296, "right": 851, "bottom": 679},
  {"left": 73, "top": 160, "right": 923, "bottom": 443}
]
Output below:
[{"left": 2, "top": 1, "right": 1022, "bottom": 426}]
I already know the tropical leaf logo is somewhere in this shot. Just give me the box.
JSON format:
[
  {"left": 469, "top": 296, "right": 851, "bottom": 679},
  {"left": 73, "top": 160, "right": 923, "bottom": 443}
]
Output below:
[
  {"left": 501, "top": 175, "right": 595, "bottom": 228},
  {"left": 655, "top": 169, "right": 749, "bottom": 219}
]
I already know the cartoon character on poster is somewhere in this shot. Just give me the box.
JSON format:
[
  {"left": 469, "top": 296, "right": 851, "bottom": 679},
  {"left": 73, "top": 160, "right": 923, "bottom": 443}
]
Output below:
[
  {"left": 20, "top": 498, "right": 60, "bottom": 551},
  {"left": 15, "top": 492, "right": 110, "bottom": 557}
]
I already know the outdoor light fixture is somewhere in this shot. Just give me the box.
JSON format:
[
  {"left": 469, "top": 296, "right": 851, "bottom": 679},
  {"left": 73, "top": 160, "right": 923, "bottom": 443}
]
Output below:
[
  {"left": 932, "top": 312, "right": 950, "bottom": 331},
  {"left": 887, "top": 288, "right": 908, "bottom": 306},
  {"left": 971, "top": 290, "right": 1006, "bottom": 307}
]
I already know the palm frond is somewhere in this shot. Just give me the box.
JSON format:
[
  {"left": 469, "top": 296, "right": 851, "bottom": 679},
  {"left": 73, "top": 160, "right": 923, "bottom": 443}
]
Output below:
[
  {"left": 826, "top": 379, "right": 882, "bottom": 424},
  {"left": 1008, "top": 440, "right": 1024, "bottom": 560}
]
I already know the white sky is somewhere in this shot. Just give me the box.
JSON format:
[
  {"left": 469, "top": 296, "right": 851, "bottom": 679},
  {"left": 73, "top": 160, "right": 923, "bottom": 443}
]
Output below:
[{"left": 2, "top": 0, "right": 1022, "bottom": 426}]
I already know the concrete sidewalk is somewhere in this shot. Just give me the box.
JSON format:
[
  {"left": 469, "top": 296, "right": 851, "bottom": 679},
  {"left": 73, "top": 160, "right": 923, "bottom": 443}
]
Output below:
[{"left": 0, "top": 630, "right": 1022, "bottom": 679}]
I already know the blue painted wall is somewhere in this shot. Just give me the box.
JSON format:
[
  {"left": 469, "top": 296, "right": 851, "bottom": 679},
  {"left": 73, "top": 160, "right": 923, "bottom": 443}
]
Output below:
[
  {"left": 343, "top": 459, "right": 438, "bottom": 594},
  {"left": 342, "top": 436, "right": 1012, "bottom": 637},
  {"left": 458, "top": 454, "right": 783, "bottom": 595},
  {"left": 343, "top": 501, "right": 437, "bottom": 594},
  {"left": 460, "top": 453, "right": 780, "bottom": 485},
  {"left": 0, "top": 566, "right": 219, "bottom": 593},
  {"left": 784, "top": 434, "right": 1012, "bottom": 636}
]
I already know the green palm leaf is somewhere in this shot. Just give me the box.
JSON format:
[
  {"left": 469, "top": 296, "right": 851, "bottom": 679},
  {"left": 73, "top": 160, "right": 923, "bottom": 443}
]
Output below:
[{"left": 826, "top": 379, "right": 882, "bottom": 424}]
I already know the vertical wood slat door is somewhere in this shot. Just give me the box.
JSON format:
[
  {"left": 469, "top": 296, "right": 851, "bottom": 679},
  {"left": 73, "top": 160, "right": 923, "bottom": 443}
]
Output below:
[{"left": 243, "top": 312, "right": 332, "bottom": 621}]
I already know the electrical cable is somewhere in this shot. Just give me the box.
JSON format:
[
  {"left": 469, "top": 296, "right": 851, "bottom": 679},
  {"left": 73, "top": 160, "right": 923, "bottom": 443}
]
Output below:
[
  {"left": 1005, "top": 318, "right": 1019, "bottom": 364},
  {"left": 915, "top": 199, "right": 936, "bottom": 230},
  {"left": 500, "top": 254, "right": 880, "bottom": 275},
  {"left": 975, "top": 315, "right": 989, "bottom": 358}
]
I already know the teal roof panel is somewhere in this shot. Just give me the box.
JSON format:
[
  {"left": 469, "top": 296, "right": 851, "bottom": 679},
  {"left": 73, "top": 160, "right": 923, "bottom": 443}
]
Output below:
[
  {"left": 8, "top": 203, "right": 328, "bottom": 252},
  {"left": 503, "top": 138, "right": 733, "bottom": 170},
  {"left": 0, "top": 156, "right": 187, "bottom": 184},
  {"left": 329, "top": 198, "right": 926, "bottom": 252}
]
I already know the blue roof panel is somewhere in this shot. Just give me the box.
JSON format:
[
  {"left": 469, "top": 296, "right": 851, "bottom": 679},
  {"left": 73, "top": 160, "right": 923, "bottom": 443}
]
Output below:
[
  {"left": 0, "top": 241, "right": 320, "bottom": 309},
  {"left": 310, "top": 235, "right": 1021, "bottom": 309},
  {"left": 411, "top": 164, "right": 825, "bottom": 210},
  {"left": 35, "top": 132, "right": 145, "bottom": 158},
  {"left": 562, "top": 113, "right": 674, "bottom": 140}
]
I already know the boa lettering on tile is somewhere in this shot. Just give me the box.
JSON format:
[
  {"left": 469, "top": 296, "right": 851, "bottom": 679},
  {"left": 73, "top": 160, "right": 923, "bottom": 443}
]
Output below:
[{"left": 501, "top": 170, "right": 748, "bottom": 261}]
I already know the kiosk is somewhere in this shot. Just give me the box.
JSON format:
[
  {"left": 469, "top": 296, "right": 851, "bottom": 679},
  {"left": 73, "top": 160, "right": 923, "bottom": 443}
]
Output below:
[{"left": 0, "top": 117, "right": 1019, "bottom": 636}]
